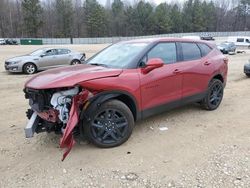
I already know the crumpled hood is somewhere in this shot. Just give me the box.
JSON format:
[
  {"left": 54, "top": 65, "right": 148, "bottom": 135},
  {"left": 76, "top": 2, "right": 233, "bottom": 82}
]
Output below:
[{"left": 25, "top": 64, "right": 123, "bottom": 89}]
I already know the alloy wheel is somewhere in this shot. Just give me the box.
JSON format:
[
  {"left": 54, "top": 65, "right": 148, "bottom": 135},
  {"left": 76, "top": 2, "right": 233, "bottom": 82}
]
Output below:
[{"left": 90, "top": 109, "right": 128, "bottom": 144}]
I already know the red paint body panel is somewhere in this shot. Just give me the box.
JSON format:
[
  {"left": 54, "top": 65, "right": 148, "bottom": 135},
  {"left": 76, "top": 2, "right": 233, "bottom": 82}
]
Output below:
[{"left": 25, "top": 64, "right": 123, "bottom": 89}]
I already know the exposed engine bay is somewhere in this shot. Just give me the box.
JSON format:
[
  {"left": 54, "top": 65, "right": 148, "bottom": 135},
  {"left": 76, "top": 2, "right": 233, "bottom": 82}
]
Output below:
[{"left": 24, "top": 86, "right": 92, "bottom": 161}]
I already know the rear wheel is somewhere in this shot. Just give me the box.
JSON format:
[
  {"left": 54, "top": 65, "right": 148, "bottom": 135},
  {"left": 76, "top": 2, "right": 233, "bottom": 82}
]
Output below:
[
  {"left": 23, "top": 63, "right": 37, "bottom": 74},
  {"left": 71, "top": 60, "right": 80, "bottom": 65},
  {"left": 201, "top": 79, "right": 224, "bottom": 111},
  {"left": 83, "top": 100, "right": 134, "bottom": 148}
]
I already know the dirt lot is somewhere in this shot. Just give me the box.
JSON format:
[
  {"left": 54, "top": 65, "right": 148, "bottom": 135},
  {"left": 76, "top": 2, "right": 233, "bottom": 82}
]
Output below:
[{"left": 0, "top": 44, "right": 249, "bottom": 188}]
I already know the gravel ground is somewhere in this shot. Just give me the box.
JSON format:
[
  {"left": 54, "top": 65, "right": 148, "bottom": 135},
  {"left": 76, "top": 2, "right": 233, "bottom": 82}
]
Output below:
[{"left": 0, "top": 44, "right": 249, "bottom": 188}]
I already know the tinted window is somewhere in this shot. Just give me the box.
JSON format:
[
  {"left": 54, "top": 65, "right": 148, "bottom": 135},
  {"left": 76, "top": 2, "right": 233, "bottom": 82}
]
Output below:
[
  {"left": 181, "top": 43, "right": 201, "bottom": 61},
  {"left": 58, "top": 49, "right": 70, "bottom": 55},
  {"left": 237, "top": 38, "right": 244, "bottom": 42},
  {"left": 148, "top": 43, "right": 177, "bottom": 64},
  {"left": 246, "top": 39, "right": 250, "bottom": 43},
  {"left": 45, "top": 49, "right": 57, "bottom": 56},
  {"left": 198, "top": 43, "right": 212, "bottom": 57}
]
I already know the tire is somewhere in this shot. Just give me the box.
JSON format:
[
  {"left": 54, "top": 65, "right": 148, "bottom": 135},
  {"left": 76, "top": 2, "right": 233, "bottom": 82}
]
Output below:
[
  {"left": 83, "top": 100, "right": 134, "bottom": 148},
  {"left": 71, "top": 59, "right": 81, "bottom": 65},
  {"left": 201, "top": 79, "right": 224, "bottom": 111},
  {"left": 23, "top": 63, "right": 37, "bottom": 74},
  {"left": 246, "top": 73, "right": 250, "bottom": 77}
]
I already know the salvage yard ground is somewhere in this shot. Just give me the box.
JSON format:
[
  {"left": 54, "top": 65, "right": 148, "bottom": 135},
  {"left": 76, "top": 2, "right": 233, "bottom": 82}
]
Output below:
[{"left": 0, "top": 44, "right": 250, "bottom": 187}]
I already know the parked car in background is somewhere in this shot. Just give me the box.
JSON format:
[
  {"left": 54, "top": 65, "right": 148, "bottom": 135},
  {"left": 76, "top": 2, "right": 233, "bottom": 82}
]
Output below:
[
  {"left": 5, "top": 39, "right": 18, "bottom": 45},
  {"left": 201, "top": 35, "right": 215, "bottom": 41},
  {"left": 244, "top": 60, "right": 250, "bottom": 77},
  {"left": 0, "top": 38, "right": 6, "bottom": 45},
  {"left": 23, "top": 38, "right": 228, "bottom": 160},
  {"left": 227, "top": 36, "right": 250, "bottom": 48},
  {"left": 5, "top": 48, "right": 86, "bottom": 74},
  {"left": 217, "top": 42, "right": 237, "bottom": 54}
]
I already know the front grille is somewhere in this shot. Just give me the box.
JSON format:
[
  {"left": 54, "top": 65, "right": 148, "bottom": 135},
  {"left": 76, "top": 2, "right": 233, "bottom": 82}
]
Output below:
[{"left": 5, "top": 61, "right": 10, "bottom": 65}]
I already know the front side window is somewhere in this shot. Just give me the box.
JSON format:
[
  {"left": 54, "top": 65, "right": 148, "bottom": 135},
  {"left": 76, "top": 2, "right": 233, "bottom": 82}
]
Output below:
[
  {"left": 246, "top": 39, "right": 250, "bottom": 43},
  {"left": 181, "top": 42, "right": 201, "bottom": 61},
  {"left": 45, "top": 49, "right": 57, "bottom": 56},
  {"left": 147, "top": 43, "right": 177, "bottom": 64}
]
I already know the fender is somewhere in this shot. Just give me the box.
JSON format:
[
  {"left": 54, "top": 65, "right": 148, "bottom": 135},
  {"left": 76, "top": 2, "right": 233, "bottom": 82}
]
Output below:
[{"left": 80, "top": 90, "right": 141, "bottom": 122}]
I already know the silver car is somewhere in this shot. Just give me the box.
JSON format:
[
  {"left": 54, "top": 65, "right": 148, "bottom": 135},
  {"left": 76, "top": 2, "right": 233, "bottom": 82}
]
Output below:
[{"left": 5, "top": 48, "right": 86, "bottom": 74}]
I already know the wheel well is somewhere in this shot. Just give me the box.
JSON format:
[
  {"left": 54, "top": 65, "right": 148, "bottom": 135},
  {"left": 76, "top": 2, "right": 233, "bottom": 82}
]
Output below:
[
  {"left": 213, "top": 74, "right": 224, "bottom": 83},
  {"left": 71, "top": 59, "right": 80, "bottom": 64},
  {"left": 114, "top": 94, "right": 137, "bottom": 121},
  {"left": 22, "top": 62, "right": 37, "bottom": 72}
]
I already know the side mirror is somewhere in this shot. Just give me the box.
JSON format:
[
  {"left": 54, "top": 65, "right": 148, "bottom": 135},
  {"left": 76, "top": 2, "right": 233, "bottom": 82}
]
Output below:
[
  {"left": 40, "top": 54, "right": 46, "bottom": 57},
  {"left": 141, "top": 58, "right": 164, "bottom": 74}
]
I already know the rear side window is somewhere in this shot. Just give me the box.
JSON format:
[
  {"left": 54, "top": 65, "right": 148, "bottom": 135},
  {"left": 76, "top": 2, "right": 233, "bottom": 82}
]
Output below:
[
  {"left": 181, "top": 42, "right": 201, "bottom": 61},
  {"left": 147, "top": 43, "right": 177, "bottom": 64},
  {"left": 57, "top": 49, "right": 70, "bottom": 55},
  {"left": 237, "top": 38, "right": 244, "bottom": 42},
  {"left": 198, "top": 43, "right": 212, "bottom": 57}
]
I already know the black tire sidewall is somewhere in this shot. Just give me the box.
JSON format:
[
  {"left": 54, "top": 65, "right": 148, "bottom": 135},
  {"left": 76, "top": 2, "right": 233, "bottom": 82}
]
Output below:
[
  {"left": 83, "top": 100, "right": 134, "bottom": 148},
  {"left": 202, "top": 79, "right": 224, "bottom": 110},
  {"left": 71, "top": 60, "right": 80, "bottom": 65},
  {"left": 24, "top": 63, "right": 36, "bottom": 74}
]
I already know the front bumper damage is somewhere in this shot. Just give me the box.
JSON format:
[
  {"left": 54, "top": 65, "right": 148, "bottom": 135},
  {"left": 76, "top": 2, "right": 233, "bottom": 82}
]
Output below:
[{"left": 24, "top": 89, "right": 90, "bottom": 161}]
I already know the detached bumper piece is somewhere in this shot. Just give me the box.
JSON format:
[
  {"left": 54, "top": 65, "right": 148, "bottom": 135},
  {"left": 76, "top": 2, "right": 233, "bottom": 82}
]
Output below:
[{"left": 24, "top": 112, "right": 40, "bottom": 138}]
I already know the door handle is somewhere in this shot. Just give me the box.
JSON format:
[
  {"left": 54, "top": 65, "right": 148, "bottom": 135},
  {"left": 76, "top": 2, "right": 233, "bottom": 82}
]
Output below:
[
  {"left": 204, "top": 61, "right": 211, "bottom": 66},
  {"left": 173, "top": 69, "right": 181, "bottom": 74}
]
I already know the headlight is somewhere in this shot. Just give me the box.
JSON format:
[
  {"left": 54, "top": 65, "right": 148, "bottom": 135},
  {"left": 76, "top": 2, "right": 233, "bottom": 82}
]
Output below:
[{"left": 9, "top": 60, "right": 21, "bottom": 65}]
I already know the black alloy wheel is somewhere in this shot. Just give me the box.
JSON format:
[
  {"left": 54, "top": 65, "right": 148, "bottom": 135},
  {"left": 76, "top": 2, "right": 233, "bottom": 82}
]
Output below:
[
  {"left": 84, "top": 100, "right": 134, "bottom": 148},
  {"left": 201, "top": 79, "right": 224, "bottom": 110}
]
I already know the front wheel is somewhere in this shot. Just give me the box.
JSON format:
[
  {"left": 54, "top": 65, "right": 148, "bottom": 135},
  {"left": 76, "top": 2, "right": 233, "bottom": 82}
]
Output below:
[
  {"left": 246, "top": 73, "right": 250, "bottom": 77},
  {"left": 201, "top": 79, "right": 224, "bottom": 111},
  {"left": 83, "top": 100, "right": 134, "bottom": 148},
  {"left": 23, "top": 63, "right": 37, "bottom": 74}
]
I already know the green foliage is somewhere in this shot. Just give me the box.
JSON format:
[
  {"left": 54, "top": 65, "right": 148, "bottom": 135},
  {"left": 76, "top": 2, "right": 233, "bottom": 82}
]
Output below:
[
  {"left": 21, "top": 0, "right": 43, "bottom": 37},
  {"left": 84, "top": 0, "right": 107, "bottom": 37},
  {"left": 154, "top": 3, "right": 172, "bottom": 34},
  {"left": 55, "top": 0, "right": 74, "bottom": 37},
  {"left": 2, "top": 0, "right": 249, "bottom": 38}
]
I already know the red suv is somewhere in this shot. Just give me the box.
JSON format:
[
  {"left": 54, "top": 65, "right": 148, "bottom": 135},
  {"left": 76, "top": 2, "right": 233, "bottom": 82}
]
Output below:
[{"left": 24, "top": 38, "right": 228, "bottom": 160}]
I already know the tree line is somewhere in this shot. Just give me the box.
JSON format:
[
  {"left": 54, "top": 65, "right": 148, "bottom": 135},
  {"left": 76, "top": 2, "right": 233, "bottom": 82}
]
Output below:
[{"left": 0, "top": 0, "right": 249, "bottom": 38}]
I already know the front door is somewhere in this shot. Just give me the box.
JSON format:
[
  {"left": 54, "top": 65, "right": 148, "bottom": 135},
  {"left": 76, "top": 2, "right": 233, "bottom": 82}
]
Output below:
[{"left": 139, "top": 42, "right": 182, "bottom": 116}]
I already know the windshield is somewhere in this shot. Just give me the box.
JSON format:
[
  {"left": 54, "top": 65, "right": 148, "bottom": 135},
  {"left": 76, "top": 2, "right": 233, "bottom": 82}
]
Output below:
[
  {"left": 30, "top": 49, "right": 45, "bottom": 56},
  {"left": 87, "top": 42, "right": 149, "bottom": 68}
]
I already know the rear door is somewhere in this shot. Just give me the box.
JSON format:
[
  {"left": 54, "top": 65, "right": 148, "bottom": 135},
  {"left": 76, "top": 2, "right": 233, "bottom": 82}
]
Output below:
[
  {"left": 179, "top": 42, "right": 213, "bottom": 99},
  {"left": 56, "top": 49, "right": 72, "bottom": 66},
  {"left": 139, "top": 42, "right": 183, "bottom": 114}
]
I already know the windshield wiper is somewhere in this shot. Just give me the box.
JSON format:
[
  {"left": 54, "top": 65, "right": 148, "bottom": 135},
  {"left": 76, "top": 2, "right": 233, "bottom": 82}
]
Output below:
[{"left": 89, "top": 63, "right": 109, "bottom": 68}]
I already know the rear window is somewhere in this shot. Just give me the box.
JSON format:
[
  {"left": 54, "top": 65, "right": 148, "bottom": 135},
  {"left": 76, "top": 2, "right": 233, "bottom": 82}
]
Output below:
[
  {"left": 198, "top": 43, "right": 212, "bottom": 57},
  {"left": 181, "top": 42, "right": 201, "bottom": 61},
  {"left": 237, "top": 38, "right": 244, "bottom": 42}
]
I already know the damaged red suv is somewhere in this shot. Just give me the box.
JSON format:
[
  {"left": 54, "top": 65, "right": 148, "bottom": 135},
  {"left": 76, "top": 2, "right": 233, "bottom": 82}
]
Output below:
[{"left": 24, "top": 38, "right": 228, "bottom": 160}]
